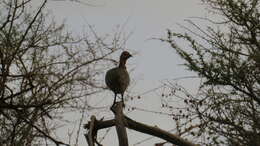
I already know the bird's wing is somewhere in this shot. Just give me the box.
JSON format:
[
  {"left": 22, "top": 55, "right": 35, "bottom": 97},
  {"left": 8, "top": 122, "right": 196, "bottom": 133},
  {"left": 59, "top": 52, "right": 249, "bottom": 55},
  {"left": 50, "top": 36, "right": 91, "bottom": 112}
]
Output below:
[
  {"left": 105, "top": 68, "right": 130, "bottom": 93},
  {"left": 105, "top": 68, "right": 120, "bottom": 89}
]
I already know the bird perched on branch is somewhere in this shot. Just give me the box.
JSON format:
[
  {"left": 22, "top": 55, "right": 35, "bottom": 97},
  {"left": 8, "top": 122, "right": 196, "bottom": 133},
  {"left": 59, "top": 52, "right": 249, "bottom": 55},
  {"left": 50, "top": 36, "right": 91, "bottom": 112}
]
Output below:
[{"left": 105, "top": 51, "right": 132, "bottom": 107}]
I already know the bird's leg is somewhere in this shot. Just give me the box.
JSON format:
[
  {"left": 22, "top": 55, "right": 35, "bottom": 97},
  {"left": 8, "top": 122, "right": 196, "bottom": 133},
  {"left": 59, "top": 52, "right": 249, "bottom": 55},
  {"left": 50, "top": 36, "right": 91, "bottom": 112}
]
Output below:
[
  {"left": 121, "top": 93, "right": 125, "bottom": 107},
  {"left": 112, "top": 93, "right": 117, "bottom": 107}
]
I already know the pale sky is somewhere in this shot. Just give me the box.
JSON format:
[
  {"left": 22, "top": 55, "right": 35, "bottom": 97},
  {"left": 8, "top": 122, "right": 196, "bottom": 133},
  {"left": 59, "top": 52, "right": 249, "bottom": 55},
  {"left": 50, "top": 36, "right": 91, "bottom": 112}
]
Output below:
[{"left": 44, "top": 0, "right": 207, "bottom": 145}]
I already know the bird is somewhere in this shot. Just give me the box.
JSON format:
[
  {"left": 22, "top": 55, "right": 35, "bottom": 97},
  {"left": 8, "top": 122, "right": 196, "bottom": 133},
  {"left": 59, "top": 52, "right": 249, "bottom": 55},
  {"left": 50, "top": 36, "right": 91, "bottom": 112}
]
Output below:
[{"left": 105, "top": 51, "right": 132, "bottom": 107}]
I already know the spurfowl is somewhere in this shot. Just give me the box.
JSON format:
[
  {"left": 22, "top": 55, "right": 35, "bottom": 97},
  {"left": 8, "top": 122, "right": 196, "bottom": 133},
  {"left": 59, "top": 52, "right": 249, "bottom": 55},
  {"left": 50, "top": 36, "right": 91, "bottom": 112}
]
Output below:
[{"left": 105, "top": 51, "right": 132, "bottom": 106}]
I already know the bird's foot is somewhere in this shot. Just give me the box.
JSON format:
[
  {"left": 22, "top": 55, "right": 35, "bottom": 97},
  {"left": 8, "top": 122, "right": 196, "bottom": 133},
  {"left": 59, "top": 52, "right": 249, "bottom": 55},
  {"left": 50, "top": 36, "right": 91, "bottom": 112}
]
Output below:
[{"left": 110, "top": 101, "right": 124, "bottom": 109}]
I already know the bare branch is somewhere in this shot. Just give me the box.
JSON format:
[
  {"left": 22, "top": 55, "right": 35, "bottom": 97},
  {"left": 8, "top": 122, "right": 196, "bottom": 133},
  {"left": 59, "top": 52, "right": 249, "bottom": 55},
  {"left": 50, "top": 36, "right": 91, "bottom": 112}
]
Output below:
[{"left": 84, "top": 102, "right": 198, "bottom": 146}]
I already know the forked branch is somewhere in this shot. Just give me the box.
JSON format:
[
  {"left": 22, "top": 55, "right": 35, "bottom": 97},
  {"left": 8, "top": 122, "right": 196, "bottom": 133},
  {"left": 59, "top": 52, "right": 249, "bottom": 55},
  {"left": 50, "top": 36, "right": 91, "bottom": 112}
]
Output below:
[{"left": 84, "top": 102, "right": 198, "bottom": 146}]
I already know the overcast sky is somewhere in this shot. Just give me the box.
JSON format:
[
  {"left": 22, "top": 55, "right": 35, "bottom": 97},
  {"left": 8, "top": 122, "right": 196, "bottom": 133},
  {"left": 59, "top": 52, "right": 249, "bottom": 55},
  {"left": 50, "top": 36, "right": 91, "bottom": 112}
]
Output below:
[{"left": 44, "top": 0, "right": 207, "bottom": 145}]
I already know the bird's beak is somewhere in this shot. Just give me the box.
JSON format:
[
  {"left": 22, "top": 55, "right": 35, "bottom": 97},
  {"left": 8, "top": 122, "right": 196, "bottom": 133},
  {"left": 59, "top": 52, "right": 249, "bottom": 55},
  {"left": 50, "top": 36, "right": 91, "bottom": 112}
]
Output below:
[{"left": 129, "top": 54, "right": 133, "bottom": 58}]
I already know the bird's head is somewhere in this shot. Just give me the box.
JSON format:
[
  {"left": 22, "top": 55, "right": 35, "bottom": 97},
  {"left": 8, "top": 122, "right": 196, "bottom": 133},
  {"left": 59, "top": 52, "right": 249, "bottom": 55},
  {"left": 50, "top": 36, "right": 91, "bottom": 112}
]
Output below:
[{"left": 120, "top": 51, "right": 132, "bottom": 61}]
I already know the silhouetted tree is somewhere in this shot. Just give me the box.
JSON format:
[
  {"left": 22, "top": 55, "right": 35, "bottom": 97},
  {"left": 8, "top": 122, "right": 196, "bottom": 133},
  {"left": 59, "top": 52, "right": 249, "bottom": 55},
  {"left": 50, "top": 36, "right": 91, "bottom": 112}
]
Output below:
[
  {"left": 161, "top": 0, "right": 260, "bottom": 145},
  {"left": 0, "top": 0, "right": 124, "bottom": 145}
]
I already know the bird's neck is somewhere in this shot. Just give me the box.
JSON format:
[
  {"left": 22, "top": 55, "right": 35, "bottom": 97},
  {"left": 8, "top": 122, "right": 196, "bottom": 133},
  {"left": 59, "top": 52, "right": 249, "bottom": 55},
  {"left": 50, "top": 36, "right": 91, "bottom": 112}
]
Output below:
[{"left": 119, "top": 59, "right": 127, "bottom": 68}]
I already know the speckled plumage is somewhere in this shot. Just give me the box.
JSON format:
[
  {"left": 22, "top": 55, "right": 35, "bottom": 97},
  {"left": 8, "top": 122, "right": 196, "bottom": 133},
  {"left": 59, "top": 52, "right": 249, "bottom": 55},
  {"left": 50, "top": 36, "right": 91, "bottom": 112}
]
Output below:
[
  {"left": 105, "top": 51, "right": 132, "bottom": 106},
  {"left": 105, "top": 67, "right": 130, "bottom": 95}
]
